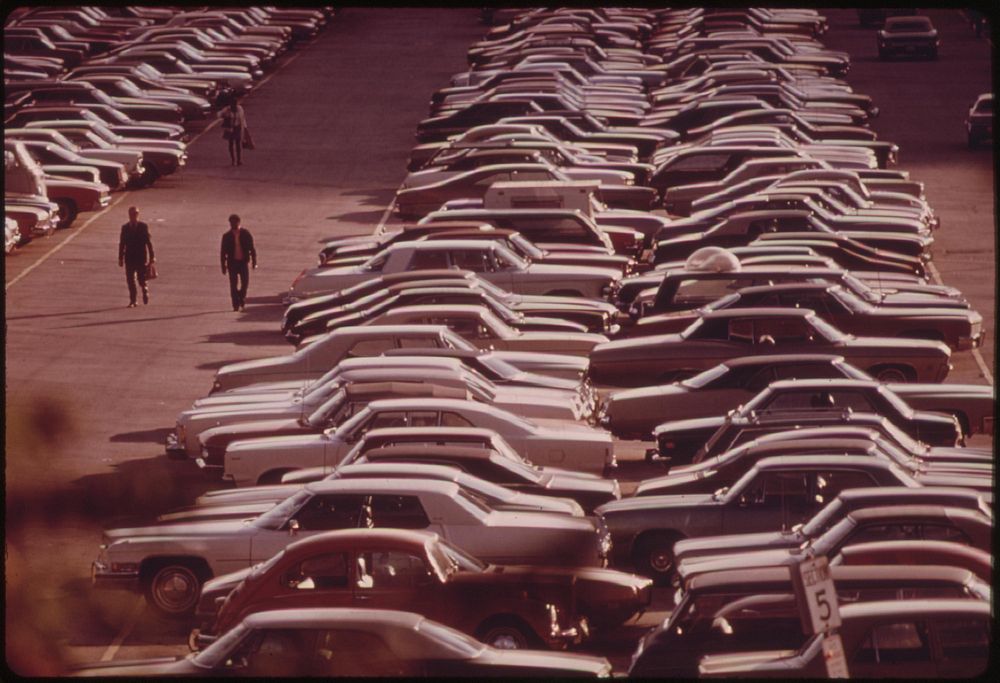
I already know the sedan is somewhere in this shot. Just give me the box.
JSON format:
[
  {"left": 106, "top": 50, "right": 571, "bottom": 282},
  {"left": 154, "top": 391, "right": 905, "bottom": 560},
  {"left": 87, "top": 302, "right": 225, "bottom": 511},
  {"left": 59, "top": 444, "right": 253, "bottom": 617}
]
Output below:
[
  {"left": 878, "top": 15, "right": 939, "bottom": 59},
  {"left": 193, "top": 529, "right": 650, "bottom": 649},
  {"left": 219, "top": 397, "right": 615, "bottom": 485},
  {"left": 93, "top": 478, "right": 612, "bottom": 615},
  {"left": 72, "top": 608, "right": 614, "bottom": 677},
  {"left": 588, "top": 308, "right": 952, "bottom": 386}
]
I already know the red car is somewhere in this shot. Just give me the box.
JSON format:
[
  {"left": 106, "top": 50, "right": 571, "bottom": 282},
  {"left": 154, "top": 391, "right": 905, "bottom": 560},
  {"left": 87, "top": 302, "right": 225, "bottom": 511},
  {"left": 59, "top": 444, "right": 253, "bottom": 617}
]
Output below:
[{"left": 193, "top": 528, "right": 651, "bottom": 651}]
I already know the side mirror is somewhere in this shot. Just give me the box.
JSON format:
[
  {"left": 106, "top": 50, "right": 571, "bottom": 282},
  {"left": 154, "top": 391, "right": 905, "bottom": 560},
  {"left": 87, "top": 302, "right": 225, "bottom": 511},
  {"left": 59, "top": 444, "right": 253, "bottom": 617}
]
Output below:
[{"left": 288, "top": 519, "right": 300, "bottom": 536}]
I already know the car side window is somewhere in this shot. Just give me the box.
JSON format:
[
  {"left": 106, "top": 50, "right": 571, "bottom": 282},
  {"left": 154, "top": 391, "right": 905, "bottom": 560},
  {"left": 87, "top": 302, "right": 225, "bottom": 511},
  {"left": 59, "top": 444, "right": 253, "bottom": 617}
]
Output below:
[
  {"left": 779, "top": 293, "right": 831, "bottom": 315},
  {"left": 441, "top": 411, "right": 475, "bottom": 428},
  {"left": 754, "top": 318, "right": 814, "bottom": 344},
  {"left": 361, "top": 550, "right": 434, "bottom": 589},
  {"left": 367, "top": 411, "right": 410, "bottom": 431},
  {"left": 668, "top": 152, "right": 731, "bottom": 172},
  {"left": 812, "top": 471, "right": 878, "bottom": 506},
  {"left": 346, "top": 339, "right": 396, "bottom": 358},
  {"left": 728, "top": 319, "right": 755, "bottom": 344},
  {"left": 433, "top": 315, "right": 479, "bottom": 337},
  {"left": 450, "top": 249, "right": 487, "bottom": 271},
  {"left": 918, "top": 524, "right": 971, "bottom": 544},
  {"left": 369, "top": 494, "right": 430, "bottom": 530},
  {"left": 364, "top": 253, "right": 389, "bottom": 272},
  {"left": 826, "top": 390, "right": 877, "bottom": 413},
  {"left": 397, "top": 335, "right": 440, "bottom": 349},
  {"left": 853, "top": 621, "right": 931, "bottom": 665},
  {"left": 772, "top": 363, "right": 843, "bottom": 382},
  {"left": 936, "top": 618, "right": 991, "bottom": 660},
  {"left": 293, "top": 494, "right": 367, "bottom": 531},
  {"left": 743, "top": 366, "right": 777, "bottom": 392},
  {"left": 741, "top": 472, "right": 810, "bottom": 509},
  {"left": 409, "top": 249, "right": 451, "bottom": 270},
  {"left": 313, "top": 629, "right": 416, "bottom": 677},
  {"left": 406, "top": 411, "right": 439, "bottom": 428},
  {"left": 282, "top": 553, "right": 349, "bottom": 590},
  {"left": 234, "top": 628, "right": 320, "bottom": 677},
  {"left": 472, "top": 171, "right": 508, "bottom": 187},
  {"left": 760, "top": 390, "right": 815, "bottom": 411},
  {"left": 675, "top": 278, "right": 735, "bottom": 306},
  {"left": 848, "top": 523, "right": 923, "bottom": 545}
]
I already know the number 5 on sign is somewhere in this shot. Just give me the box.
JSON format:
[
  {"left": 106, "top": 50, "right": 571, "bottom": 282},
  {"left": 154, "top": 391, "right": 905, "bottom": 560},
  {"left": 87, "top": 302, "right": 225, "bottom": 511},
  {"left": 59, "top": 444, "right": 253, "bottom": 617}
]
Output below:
[{"left": 798, "top": 556, "right": 841, "bottom": 633}]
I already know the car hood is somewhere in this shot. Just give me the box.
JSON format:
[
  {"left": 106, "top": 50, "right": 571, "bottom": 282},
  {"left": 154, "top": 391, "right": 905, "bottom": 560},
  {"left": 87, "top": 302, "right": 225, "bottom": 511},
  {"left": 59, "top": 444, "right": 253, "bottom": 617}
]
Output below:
[
  {"left": 849, "top": 335, "right": 951, "bottom": 356},
  {"left": 475, "top": 648, "right": 611, "bottom": 675},
  {"left": 546, "top": 473, "right": 620, "bottom": 495},
  {"left": 456, "top": 564, "right": 649, "bottom": 591},
  {"left": 526, "top": 262, "right": 622, "bottom": 281},
  {"left": 887, "top": 383, "right": 994, "bottom": 401},
  {"left": 608, "top": 383, "right": 687, "bottom": 405},
  {"left": 105, "top": 517, "right": 252, "bottom": 542},
  {"left": 597, "top": 493, "right": 715, "bottom": 516},
  {"left": 679, "top": 546, "right": 798, "bottom": 579},
  {"left": 485, "top": 509, "right": 596, "bottom": 532},
  {"left": 593, "top": 333, "right": 684, "bottom": 355},
  {"left": 653, "top": 415, "right": 725, "bottom": 438},
  {"left": 202, "top": 418, "right": 308, "bottom": 442},
  {"left": 226, "top": 432, "right": 329, "bottom": 454},
  {"left": 635, "top": 469, "right": 714, "bottom": 496}
]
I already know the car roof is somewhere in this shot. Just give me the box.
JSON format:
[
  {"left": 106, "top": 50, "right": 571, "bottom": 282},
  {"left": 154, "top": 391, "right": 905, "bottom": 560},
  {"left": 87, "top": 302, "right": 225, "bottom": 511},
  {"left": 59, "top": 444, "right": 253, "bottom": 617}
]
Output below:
[
  {"left": 701, "top": 307, "right": 814, "bottom": 321},
  {"left": 378, "top": 269, "right": 476, "bottom": 283},
  {"left": 286, "top": 528, "right": 437, "bottom": 554},
  {"left": 384, "top": 239, "right": 506, "bottom": 252},
  {"left": 364, "top": 426, "right": 497, "bottom": 440},
  {"left": 378, "top": 304, "right": 492, "bottom": 317},
  {"left": 839, "top": 540, "right": 992, "bottom": 565},
  {"left": 836, "top": 486, "right": 987, "bottom": 510},
  {"left": 688, "top": 564, "right": 977, "bottom": 593},
  {"left": 765, "top": 378, "right": 879, "bottom": 391},
  {"left": 343, "top": 382, "right": 469, "bottom": 401},
  {"left": 839, "top": 599, "right": 987, "bottom": 622},
  {"left": 304, "top": 477, "right": 460, "bottom": 496},
  {"left": 332, "top": 324, "right": 449, "bottom": 337},
  {"left": 338, "top": 462, "right": 471, "bottom": 479},
  {"left": 722, "top": 354, "right": 844, "bottom": 369},
  {"left": 752, "top": 454, "right": 893, "bottom": 471},
  {"left": 382, "top": 347, "right": 481, "bottom": 360},
  {"left": 362, "top": 444, "right": 497, "bottom": 461}
]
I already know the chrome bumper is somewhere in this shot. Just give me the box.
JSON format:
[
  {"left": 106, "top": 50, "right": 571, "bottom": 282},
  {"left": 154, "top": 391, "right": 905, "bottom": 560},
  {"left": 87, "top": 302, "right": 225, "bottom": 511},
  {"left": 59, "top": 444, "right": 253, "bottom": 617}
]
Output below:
[
  {"left": 957, "top": 332, "right": 984, "bottom": 351},
  {"left": 91, "top": 561, "right": 140, "bottom": 591},
  {"left": 166, "top": 432, "right": 188, "bottom": 459}
]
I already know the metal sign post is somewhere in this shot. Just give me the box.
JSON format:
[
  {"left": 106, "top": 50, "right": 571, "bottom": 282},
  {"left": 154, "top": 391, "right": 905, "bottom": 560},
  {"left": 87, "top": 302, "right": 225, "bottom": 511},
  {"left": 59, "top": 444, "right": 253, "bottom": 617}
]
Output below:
[{"left": 790, "top": 555, "right": 848, "bottom": 678}]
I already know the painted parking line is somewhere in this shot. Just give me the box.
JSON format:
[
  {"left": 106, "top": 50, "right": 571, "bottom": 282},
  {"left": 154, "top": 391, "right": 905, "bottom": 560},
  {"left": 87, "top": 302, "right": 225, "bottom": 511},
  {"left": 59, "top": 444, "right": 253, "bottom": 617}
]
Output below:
[
  {"left": 926, "top": 258, "right": 994, "bottom": 385},
  {"left": 99, "top": 597, "right": 145, "bottom": 662}
]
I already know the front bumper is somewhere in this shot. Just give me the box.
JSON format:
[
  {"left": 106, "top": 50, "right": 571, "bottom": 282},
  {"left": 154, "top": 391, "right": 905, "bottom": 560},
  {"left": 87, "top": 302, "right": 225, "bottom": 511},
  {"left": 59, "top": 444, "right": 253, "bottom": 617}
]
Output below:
[
  {"left": 957, "top": 331, "right": 984, "bottom": 351},
  {"left": 91, "top": 560, "right": 140, "bottom": 591},
  {"left": 165, "top": 431, "right": 188, "bottom": 459}
]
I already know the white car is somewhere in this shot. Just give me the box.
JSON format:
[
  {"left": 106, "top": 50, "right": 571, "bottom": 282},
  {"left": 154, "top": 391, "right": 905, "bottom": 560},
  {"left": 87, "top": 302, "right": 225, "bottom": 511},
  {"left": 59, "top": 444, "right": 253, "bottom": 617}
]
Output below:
[
  {"left": 92, "top": 478, "right": 611, "bottom": 615},
  {"left": 211, "top": 325, "right": 588, "bottom": 393},
  {"left": 288, "top": 239, "right": 620, "bottom": 301},
  {"left": 169, "top": 357, "right": 589, "bottom": 457},
  {"left": 220, "top": 396, "right": 616, "bottom": 486}
]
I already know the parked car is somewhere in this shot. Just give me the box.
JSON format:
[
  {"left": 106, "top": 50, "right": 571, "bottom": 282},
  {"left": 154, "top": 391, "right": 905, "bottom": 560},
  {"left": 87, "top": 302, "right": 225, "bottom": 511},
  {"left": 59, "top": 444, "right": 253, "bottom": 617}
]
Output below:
[
  {"left": 288, "top": 240, "right": 621, "bottom": 302},
  {"left": 192, "top": 529, "right": 649, "bottom": 649},
  {"left": 72, "top": 608, "right": 614, "bottom": 677},
  {"left": 218, "top": 396, "right": 615, "bottom": 485},
  {"left": 966, "top": 93, "right": 992, "bottom": 149},
  {"left": 671, "top": 486, "right": 993, "bottom": 567},
  {"left": 588, "top": 308, "right": 952, "bottom": 386},
  {"left": 878, "top": 15, "right": 939, "bottom": 59},
  {"left": 630, "top": 567, "right": 988, "bottom": 678},
  {"left": 698, "top": 600, "right": 989, "bottom": 677},
  {"left": 93, "top": 478, "right": 612, "bottom": 614},
  {"left": 832, "top": 539, "right": 992, "bottom": 582},
  {"left": 223, "top": 319, "right": 592, "bottom": 387}
]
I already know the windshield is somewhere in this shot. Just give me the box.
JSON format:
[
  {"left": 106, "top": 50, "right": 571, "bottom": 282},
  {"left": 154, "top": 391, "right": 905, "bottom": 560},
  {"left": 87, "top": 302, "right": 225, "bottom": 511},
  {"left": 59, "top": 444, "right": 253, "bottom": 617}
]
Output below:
[
  {"left": 441, "top": 329, "right": 477, "bottom": 352},
  {"left": 840, "top": 272, "right": 882, "bottom": 305},
  {"left": 496, "top": 244, "right": 529, "bottom": 270},
  {"left": 706, "top": 292, "right": 740, "bottom": 313},
  {"left": 303, "top": 375, "right": 343, "bottom": 403},
  {"left": 255, "top": 489, "right": 310, "bottom": 530},
  {"left": 436, "top": 539, "right": 488, "bottom": 574},
  {"left": 334, "top": 406, "right": 373, "bottom": 443},
  {"left": 248, "top": 548, "right": 286, "bottom": 581},
  {"left": 193, "top": 623, "right": 250, "bottom": 669},
  {"left": 879, "top": 386, "right": 915, "bottom": 419},
  {"left": 827, "top": 285, "right": 869, "bottom": 313},
  {"left": 682, "top": 362, "right": 730, "bottom": 389},
  {"left": 801, "top": 498, "right": 843, "bottom": 536},
  {"left": 305, "top": 389, "right": 347, "bottom": 428},
  {"left": 879, "top": 416, "right": 922, "bottom": 452},
  {"left": 459, "top": 370, "right": 496, "bottom": 401},
  {"left": 454, "top": 487, "right": 494, "bottom": 518},
  {"left": 509, "top": 233, "right": 542, "bottom": 261},
  {"left": 416, "top": 620, "right": 486, "bottom": 658},
  {"left": 807, "top": 315, "right": 846, "bottom": 342},
  {"left": 477, "top": 353, "right": 519, "bottom": 380}
]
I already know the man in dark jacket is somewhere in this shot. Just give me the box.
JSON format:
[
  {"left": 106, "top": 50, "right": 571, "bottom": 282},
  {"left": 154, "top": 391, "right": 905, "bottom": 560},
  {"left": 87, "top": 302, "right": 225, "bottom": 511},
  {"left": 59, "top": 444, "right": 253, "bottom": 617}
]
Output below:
[
  {"left": 119, "top": 205, "right": 155, "bottom": 307},
  {"left": 220, "top": 213, "right": 257, "bottom": 311}
]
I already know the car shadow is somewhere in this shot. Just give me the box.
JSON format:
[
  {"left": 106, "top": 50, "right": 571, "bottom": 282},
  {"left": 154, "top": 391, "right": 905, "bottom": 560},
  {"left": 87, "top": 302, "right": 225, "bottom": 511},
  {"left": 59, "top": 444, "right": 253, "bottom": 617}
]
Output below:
[
  {"left": 236, "top": 302, "right": 285, "bottom": 323},
  {"left": 110, "top": 427, "right": 175, "bottom": 445},
  {"left": 328, "top": 208, "right": 391, "bottom": 223},
  {"left": 201, "top": 329, "right": 288, "bottom": 346}
]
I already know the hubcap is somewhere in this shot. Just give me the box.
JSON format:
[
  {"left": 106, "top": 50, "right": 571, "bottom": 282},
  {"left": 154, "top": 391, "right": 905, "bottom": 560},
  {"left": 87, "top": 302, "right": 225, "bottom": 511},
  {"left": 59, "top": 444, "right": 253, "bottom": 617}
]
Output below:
[
  {"left": 650, "top": 549, "right": 673, "bottom": 573},
  {"left": 490, "top": 633, "right": 520, "bottom": 650},
  {"left": 155, "top": 568, "right": 197, "bottom": 611}
]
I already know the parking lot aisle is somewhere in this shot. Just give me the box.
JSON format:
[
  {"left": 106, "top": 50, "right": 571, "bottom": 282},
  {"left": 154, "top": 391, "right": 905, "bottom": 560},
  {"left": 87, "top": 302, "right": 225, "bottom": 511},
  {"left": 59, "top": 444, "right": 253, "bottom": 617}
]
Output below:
[
  {"left": 4, "top": 8, "right": 482, "bottom": 667},
  {"left": 819, "top": 8, "right": 995, "bottom": 382}
]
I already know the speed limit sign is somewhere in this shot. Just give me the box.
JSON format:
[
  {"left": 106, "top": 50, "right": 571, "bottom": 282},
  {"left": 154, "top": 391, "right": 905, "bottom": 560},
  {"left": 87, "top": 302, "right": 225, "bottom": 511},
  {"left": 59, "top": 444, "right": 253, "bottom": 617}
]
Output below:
[{"left": 792, "top": 555, "right": 842, "bottom": 634}]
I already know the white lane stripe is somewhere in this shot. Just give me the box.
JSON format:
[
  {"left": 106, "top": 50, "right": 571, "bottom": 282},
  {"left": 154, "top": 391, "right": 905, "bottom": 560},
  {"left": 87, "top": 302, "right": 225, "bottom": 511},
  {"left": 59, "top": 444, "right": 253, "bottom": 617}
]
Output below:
[
  {"left": 5, "top": 192, "right": 130, "bottom": 291},
  {"left": 99, "top": 597, "right": 145, "bottom": 662},
  {"left": 373, "top": 194, "right": 399, "bottom": 237},
  {"left": 926, "top": 258, "right": 994, "bottom": 386},
  {"left": 6, "top": 44, "right": 311, "bottom": 292}
]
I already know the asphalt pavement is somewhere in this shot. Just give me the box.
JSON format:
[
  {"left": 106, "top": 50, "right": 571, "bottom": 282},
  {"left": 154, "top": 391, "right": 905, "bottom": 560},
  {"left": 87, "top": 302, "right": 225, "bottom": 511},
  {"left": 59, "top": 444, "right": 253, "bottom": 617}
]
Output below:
[{"left": 3, "top": 7, "right": 994, "bottom": 676}]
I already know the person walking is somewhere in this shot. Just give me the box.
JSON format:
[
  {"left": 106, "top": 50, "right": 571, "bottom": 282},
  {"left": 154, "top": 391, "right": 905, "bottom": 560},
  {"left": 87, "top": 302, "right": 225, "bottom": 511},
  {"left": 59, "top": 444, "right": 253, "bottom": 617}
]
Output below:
[
  {"left": 118, "top": 205, "right": 154, "bottom": 308},
  {"left": 220, "top": 214, "right": 257, "bottom": 311},
  {"left": 220, "top": 100, "right": 248, "bottom": 166}
]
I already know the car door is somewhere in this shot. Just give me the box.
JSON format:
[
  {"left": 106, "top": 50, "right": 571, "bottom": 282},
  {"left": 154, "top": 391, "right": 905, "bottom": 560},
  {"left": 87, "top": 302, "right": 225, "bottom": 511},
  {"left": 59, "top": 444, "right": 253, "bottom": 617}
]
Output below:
[
  {"left": 723, "top": 470, "right": 812, "bottom": 534},
  {"left": 353, "top": 546, "right": 439, "bottom": 618},
  {"left": 250, "top": 494, "right": 367, "bottom": 563},
  {"left": 267, "top": 551, "right": 352, "bottom": 611},
  {"left": 930, "top": 616, "right": 991, "bottom": 677},
  {"left": 848, "top": 619, "right": 935, "bottom": 679}
]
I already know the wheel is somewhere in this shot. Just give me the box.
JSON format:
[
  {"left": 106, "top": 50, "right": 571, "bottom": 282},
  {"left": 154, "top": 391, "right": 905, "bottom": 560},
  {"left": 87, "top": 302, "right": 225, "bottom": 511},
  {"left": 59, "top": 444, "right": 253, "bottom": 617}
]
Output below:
[
  {"left": 872, "top": 365, "right": 912, "bottom": 383},
  {"left": 144, "top": 562, "right": 204, "bottom": 616},
  {"left": 633, "top": 532, "right": 681, "bottom": 583},
  {"left": 257, "top": 469, "right": 295, "bottom": 485},
  {"left": 476, "top": 618, "right": 536, "bottom": 650},
  {"left": 54, "top": 199, "right": 78, "bottom": 230}
]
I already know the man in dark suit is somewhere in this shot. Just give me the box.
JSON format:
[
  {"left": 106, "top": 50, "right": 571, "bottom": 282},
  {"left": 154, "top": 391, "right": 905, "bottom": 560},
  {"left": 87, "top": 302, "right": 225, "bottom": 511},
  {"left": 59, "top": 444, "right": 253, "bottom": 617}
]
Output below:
[
  {"left": 220, "top": 213, "right": 257, "bottom": 311},
  {"left": 118, "top": 205, "right": 155, "bottom": 307}
]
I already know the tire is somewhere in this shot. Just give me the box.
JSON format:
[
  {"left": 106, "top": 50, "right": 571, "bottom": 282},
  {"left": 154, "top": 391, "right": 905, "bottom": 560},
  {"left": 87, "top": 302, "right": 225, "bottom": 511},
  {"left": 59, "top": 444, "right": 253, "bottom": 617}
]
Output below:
[
  {"left": 143, "top": 561, "right": 206, "bottom": 617},
  {"left": 476, "top": 617, "right": 538, "bottom": 650},
  {"left": 257, "top": 469, "right": 295, "bottom": 485},
  {"left": 54, "top": 199, "right": 78, "bottom": 230},
  {"left": 633, "top": 532, "right": 683, "bottom": 584},
  {"left": 871, "top": 365, "right": 913, "bottom": 383}
]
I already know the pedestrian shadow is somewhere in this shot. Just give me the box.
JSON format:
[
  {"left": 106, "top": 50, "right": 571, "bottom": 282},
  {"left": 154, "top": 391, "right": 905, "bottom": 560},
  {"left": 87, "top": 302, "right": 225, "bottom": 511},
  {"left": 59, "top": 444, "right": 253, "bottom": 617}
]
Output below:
[
  {"left": 59, "top": 309, "right": 234, "bottom": 329},
  {"left": 6, "top": 307, "right": 127, "bottom": 321},
  {"left": 110, "top": 427, "right": 174, "bottom": 445},
  {"left": 236, "top": 302, "right": 285, "bottom": 323},
  {"left": 201, "top": 329, "right": 287, "bottom": 346},
  {"left": 245, "top": 294, "right": 282, "bottom": 305}
]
